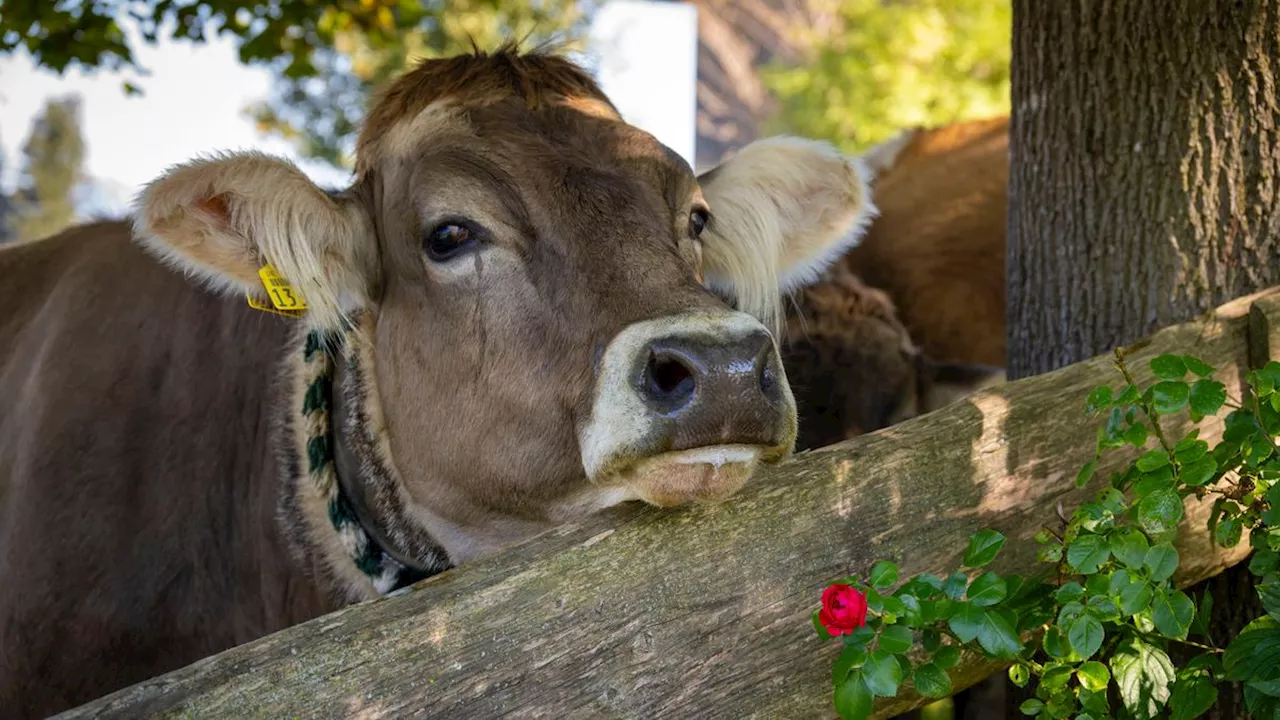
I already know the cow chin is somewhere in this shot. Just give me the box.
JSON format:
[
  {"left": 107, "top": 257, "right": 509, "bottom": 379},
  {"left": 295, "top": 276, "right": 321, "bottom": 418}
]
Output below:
[{"left": 609, "top": 444, "right": 773, "bottom": 507}]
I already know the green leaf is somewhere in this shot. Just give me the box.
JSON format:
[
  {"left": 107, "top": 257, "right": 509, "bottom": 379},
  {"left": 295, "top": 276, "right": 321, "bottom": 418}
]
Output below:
[
  {"left": 877, "top": 624, "right": 913, "bottom": 654},
  {"left": 1117, "top": 384, "right": 1142, "bottom": 404},
  {"left": 1019, "top": 699, "right": 1044, "bottom": 716},
  {"left": 1214, "top": 516, "right": 1242, "bottom": 547},
  {"left": 1069, "top": 614, "right": 1105, "bottom": 659},
  {"left": 1125, "top": 422, "right": 1151, "bottom": 447},
  {"left": 948, "top": 604, "right": 1022, "bottom": 658},
  {"left": 1260, "top": 583, "right": 1280, "bottom": 617},
  {"left": 1044, "top": 625, "right": 1076, "bottom": 661},
  {"left": 1152, "top": 589, "right": 1195, "bottom": 639},
  {"left": 834, "top": 673, "right": 874, "bottom": 720},
  {"left": 933, "top": 644, "right": 960, "bottom": 669},
  {"left": 912, "top": 662, "right": 952, "bottom": 698},
  {"left": 920, "top": 629, "right": 941, "bottom": 653},
  {"left": 1086, "top": 386, "right": 1114, "bottom": 412},
  {"left": 868, "top": 560, "right": 899, "bottom": 590},
  {"left": 1151, "top": 354, "right": 1188, "bottom": 380},
  {"left": 1067, "top": 534, "right": 1111, "bottom": 574},
  {"left": 865, "top": 588, "right": 884, "bottom": 614},
  {"left": 976, "top": 609, "right": 1023, "bottom": 659},
  {"left": 1190, "top": 592, "right": 1214, "bottom": 639},
  {"left": 967, "top": 571, "right": 1008, "bottom": 607},
  {"left": 1054, "top": 582, "right": 1086, "bottom": 603},
  {"left": 1189, "top": 379, "right": 1227, "bottom": 417},
  {"left": 1135, "top": 466, "right": 1176, "bottom": 496},
  {"left": 1175, "top": 435, "right": 1208, "bottom": 462},
  {"left": 1251, "top": 549, "right": 1280, "bottom": 576},
  {"left": 1144, "top": 543, "right": 1179, "bottom": 582},
  {"left": 1041, "top": 663, "right": 1074, "bottom": 692},
  {"left": 1058, "top": 601, "right": 1087, "bottom": 626},
  {"left": 963, "top": 530, "right": 1007, "bottom": 568},
  {"left": 861, "top": 650, "right": 905, "bottom": 697},
  {"left": 1138, "top": 488, "right": 1185, "bottom": 536},
  {"left": 1168, "top": 673, "right": 1218, "bottom": 720},
  {"left": 1182, "top": 355, "right": 1216, "bottom": 377},
  {"left": 1137, "top": 450, "right": 1171, "bottom": 472},
  {"left": 846, "top": 625, "right": 876, "bottom": 648},
  {"left": 943, "top": 572, "right": 968, "bottom": 600},
  {"left": 1152, "top": 381, "right": 1191, "bottom": 414},
  {"left": 1076, "top": 460, "right": 1099, "bottom": 488},
  {"left": 948, "top": 603, "right": 983, "bottom": 643},
  {"left": 1118, "top": 579, "right": 1155, "bottom": 617},
  {"left": 1112, "top": 529, "right": 1151, "bottom": 568},
  {"left": 832, "top": 643, "right": 868, "bottom": 684},
  {"left": 1181, "top": 455, "right": 1219, "bottom": 487},
  {"left": 1111, "top": 635, "right": 1175, "bottom": 719},
  {"left": 1088, "top": 594, "right": 1122, "bottom": 622},
  {"left": 1008, "top": 663, "right": 1030, "bottom": 688},
  {"left": 1224, "top": 616, "right": 1280, "bottom": 683},
  {"left": 1077, "top": 661, "right": 1111, "bottom": 691}
]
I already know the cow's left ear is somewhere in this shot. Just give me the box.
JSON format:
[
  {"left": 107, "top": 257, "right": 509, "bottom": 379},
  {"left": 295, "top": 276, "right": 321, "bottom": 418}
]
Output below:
[
  {"left": 131, "top": 150, "right": 376, "bottom": 330},
  {"left": 696, "top": 136, "right": 876, "bottom": 331}
]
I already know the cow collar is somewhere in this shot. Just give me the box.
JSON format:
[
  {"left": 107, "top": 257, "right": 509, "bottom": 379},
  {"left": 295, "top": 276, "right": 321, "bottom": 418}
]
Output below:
[{"left": 279, "top": 316, "right": 453, "bottom": 602}]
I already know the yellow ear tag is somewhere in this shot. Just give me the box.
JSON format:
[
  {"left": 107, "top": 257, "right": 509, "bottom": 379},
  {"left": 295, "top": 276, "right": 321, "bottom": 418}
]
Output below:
[{"left": 245, "top": 264, "right": 308, "bottom": 318}]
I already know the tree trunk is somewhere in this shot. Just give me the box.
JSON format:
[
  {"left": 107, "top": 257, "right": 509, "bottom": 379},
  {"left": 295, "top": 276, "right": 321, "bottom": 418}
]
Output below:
[{"left": 1006, "top": 1, "right": 1280, "bottom": 717}]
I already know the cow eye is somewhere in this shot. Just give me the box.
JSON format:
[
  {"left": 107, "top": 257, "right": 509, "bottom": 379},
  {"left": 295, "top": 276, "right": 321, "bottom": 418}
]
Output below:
[
  {"left": 688, "top": 208, "right": 710, "bottom": 238},
  {"left": 424, "top": 220, "right": 481, "bottom": 262}
]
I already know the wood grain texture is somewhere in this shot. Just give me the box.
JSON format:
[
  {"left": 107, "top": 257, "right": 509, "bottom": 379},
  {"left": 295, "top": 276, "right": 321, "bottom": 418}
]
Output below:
[{"left": 57, "top": 289, "right": 1280, "bottom": 720}]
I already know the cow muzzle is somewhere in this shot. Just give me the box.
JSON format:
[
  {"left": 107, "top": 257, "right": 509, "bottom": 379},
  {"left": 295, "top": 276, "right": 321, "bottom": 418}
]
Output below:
[{"left": 579, "top": 311, "right": 798, "bottom": 507}]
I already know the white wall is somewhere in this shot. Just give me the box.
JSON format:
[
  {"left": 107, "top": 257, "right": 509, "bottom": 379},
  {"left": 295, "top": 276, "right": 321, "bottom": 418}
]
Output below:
[{"left": 583, "top": 0, "right": 699, "bottom": 169}]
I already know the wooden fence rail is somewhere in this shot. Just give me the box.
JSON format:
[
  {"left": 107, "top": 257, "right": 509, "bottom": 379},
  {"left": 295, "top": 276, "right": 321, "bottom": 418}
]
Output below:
[{"left": 58, "top": 287, "right": 1280, "bottom": 719}]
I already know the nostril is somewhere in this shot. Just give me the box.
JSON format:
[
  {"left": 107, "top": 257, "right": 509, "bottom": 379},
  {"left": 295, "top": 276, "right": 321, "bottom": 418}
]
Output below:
[
  {"left": 759, "top": 362, "right": 777, "bottom": 395},
  {"left": 754, "top": 339, "right": 778, "bottom": 397},
  {"left": 644, "top": 349, "right": 696, "bottom": 407}
]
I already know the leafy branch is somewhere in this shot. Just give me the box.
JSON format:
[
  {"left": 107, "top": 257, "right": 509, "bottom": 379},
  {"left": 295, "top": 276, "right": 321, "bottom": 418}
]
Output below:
[{"left": 816, "top": 354, "right": 1280, "bottom": 719}]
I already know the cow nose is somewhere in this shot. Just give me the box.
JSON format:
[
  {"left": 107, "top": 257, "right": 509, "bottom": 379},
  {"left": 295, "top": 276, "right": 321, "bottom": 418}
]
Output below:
[{"left": 634, "top": 329, "right": 785, "bottom": 444}]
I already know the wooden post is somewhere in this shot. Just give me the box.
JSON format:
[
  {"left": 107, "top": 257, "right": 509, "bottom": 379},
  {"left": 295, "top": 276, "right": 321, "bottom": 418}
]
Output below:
[{"left": 59, "top": 289, "right": 1280, "bottom": 720}]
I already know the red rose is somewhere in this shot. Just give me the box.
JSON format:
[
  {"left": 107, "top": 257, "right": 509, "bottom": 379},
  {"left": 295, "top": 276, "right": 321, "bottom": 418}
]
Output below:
[{"left": 819, "top": 583, "right": 868, "bottom": 636}]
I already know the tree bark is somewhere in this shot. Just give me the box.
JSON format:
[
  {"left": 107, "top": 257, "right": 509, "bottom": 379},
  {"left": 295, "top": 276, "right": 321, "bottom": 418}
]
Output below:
[
  {"left": 55, "top": 290, "right": 1280, "bottom": 720},
  {"left": 1007, "top": 1, "right": 1280, "bottom": 717}
]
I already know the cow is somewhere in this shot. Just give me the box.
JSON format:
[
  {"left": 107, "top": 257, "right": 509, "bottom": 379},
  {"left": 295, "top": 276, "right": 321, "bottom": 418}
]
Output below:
[
  {"left": 771, "top": 116, "right": 1011, "bottom": 450},
  {"left": 844, "top": 115, "right": 1010, "bottom": 369},
  {"left": 0, "top": 46, "right": 880, "bottom": 717}
]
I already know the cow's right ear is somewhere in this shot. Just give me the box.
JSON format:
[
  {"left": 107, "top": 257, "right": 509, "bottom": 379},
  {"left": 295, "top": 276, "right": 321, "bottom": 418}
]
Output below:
[{"left": 132, "top": 151, "right": 376, "bottom": 329}]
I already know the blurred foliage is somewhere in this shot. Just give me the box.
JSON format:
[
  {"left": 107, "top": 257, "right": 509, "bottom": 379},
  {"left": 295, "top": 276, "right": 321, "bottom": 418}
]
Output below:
[
  {"left": 0, "top": 1, "right": 593, "bottom": 167},
  {"left": 760, "top": 0, "right": 1011, "bottom": 155},
  {"left": 8, "top": 96, "right": 86, "bottom": 243}
]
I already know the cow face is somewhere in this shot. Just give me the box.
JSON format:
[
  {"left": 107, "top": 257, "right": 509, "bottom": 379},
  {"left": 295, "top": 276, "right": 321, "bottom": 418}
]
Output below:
[{"left": 131, "top": 48, "right": 874, "bottom": 565}]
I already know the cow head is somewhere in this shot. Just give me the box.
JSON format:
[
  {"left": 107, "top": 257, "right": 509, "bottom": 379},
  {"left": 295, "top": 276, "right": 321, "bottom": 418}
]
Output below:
[
  {"left": 130, "top": 46, "right": 874, "bottom": 596},
  {"left": 780, "top": 264, "right": 1005, "bottom": 451}
]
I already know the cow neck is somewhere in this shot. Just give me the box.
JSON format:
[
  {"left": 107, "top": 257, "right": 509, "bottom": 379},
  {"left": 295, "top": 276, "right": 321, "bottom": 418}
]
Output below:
[{"left": 281, "top": 315, "right": 453, "bottom": 602}]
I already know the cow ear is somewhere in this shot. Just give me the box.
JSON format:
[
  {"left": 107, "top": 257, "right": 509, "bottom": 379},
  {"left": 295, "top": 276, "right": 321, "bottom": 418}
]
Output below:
[
  {"left": 919, "top": 359, "right": 1007, "bottom": 413},
  {"left": 696, "top": 136, "right": 876, "bottom": 332},
  {"left": 132, "top": 151, "right": 376, "bottom": 329}
]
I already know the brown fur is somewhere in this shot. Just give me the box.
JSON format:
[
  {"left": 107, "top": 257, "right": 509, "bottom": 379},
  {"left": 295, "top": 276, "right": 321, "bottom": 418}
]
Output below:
[
  {"left": 844, "top": 115, "right": 1010, "bottom": 368},
  {"left": 780, "top": 263, "right": 1003, "bottom": 450},
  {"left": 778, "top": 117, "right": 1011, "bottom": 448},
  {"left": 0, "top": 47, "right": 874, "bottom": 716}
]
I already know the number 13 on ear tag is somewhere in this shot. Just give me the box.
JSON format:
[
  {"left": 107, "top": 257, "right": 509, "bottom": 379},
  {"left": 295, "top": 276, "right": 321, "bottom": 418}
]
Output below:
[{"left": 246, "top": 264, "right": 308, "bottom": 317}]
